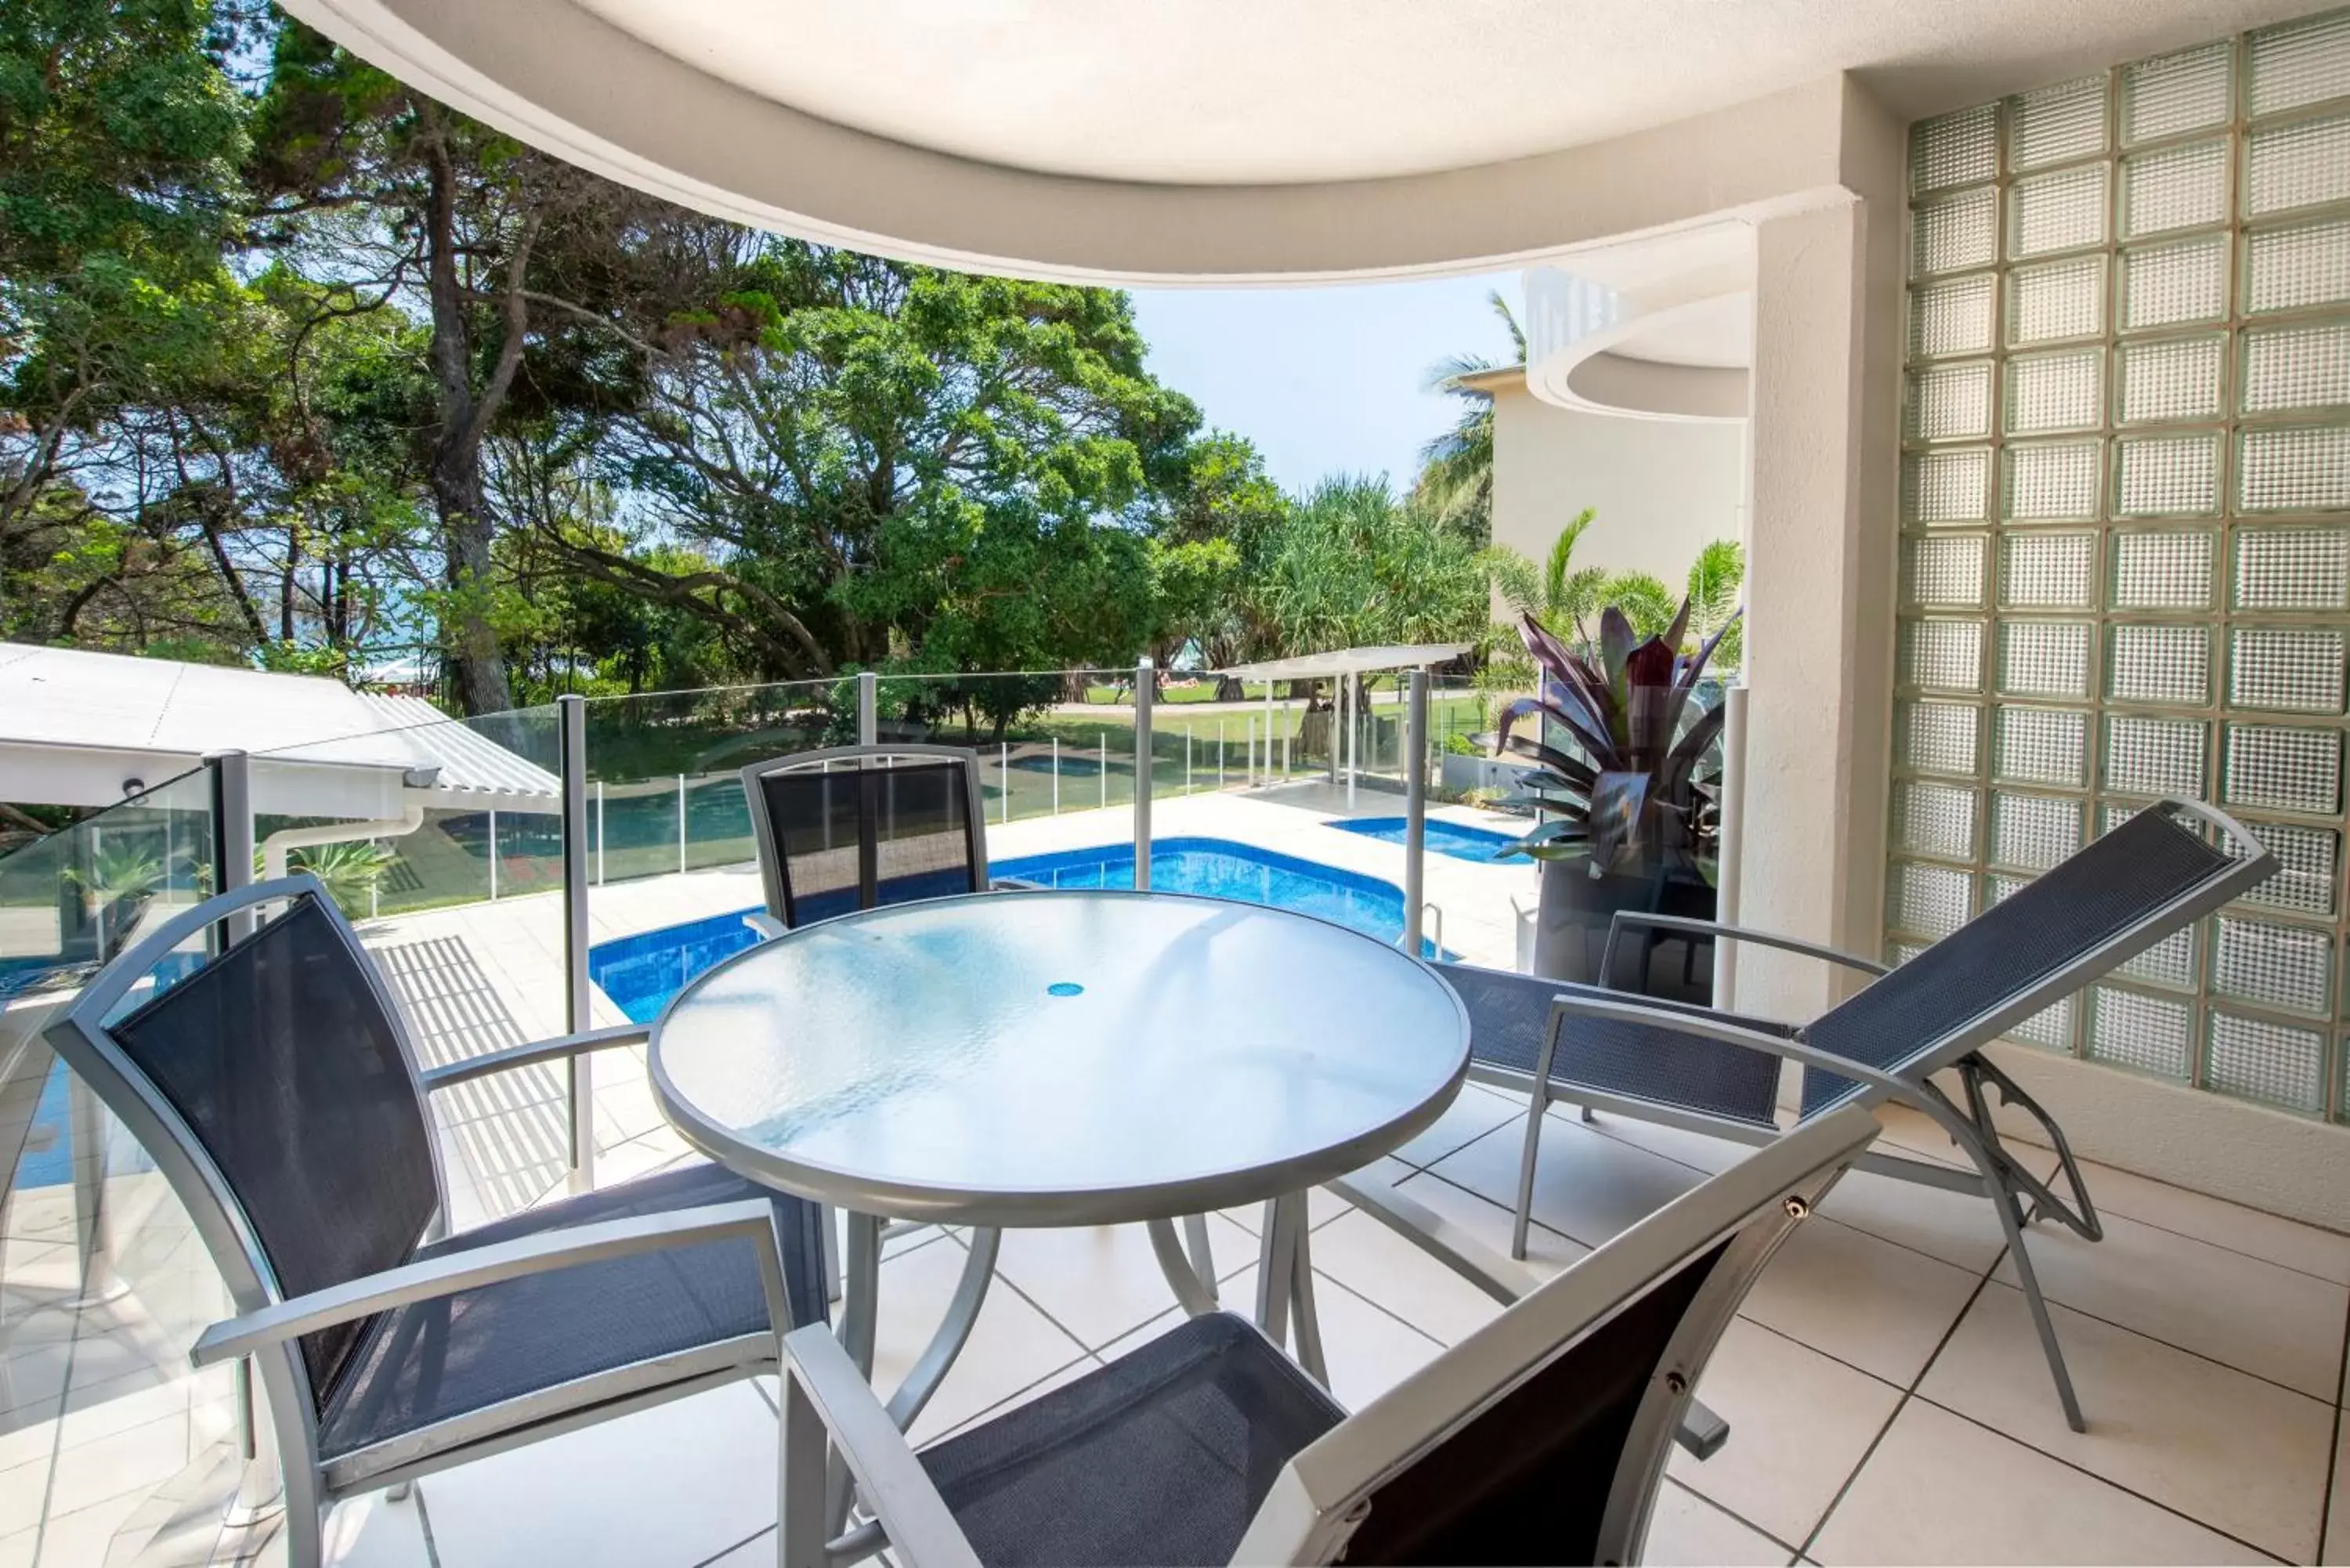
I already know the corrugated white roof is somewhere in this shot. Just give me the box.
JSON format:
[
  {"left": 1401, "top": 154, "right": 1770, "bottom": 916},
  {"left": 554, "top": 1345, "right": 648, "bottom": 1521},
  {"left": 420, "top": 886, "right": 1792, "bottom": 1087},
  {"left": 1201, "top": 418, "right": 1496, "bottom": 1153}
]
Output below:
[
  {"left": 0, "top": 643, "right": 558, "bottom": 802},
  {"left": 1216, "top": 643, "right": 1473, "bottom": 681}
]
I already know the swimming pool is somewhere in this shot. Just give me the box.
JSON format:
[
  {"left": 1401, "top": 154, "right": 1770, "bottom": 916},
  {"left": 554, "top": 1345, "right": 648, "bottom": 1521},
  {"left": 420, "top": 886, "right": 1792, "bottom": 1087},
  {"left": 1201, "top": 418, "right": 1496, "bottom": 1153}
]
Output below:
[
  {"left": 1326, "top": 815, "right": 1523, "bottom": 862},
  {"left": 587, "top": 835, "right": 1448, "bottom": 1022}
]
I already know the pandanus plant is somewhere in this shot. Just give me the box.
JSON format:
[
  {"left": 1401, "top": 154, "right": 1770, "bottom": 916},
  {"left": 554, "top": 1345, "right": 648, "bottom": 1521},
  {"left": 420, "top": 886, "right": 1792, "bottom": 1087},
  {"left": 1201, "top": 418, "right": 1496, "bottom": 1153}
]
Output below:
[{"left": 1486, "top": 599, "right": 1740, "bottom": 876}]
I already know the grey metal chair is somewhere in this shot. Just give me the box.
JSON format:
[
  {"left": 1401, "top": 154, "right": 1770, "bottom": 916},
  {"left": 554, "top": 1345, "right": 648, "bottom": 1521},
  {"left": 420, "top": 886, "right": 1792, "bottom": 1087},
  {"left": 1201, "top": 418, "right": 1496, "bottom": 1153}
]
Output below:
[
  {"left": 44, "top": 876, "right": 828, "bottom": 1568},
  {"left": 1442, "top": 797, "right": 2275, "bottom": 1433},
  {"left": 778, "top": 1104, "right": 1882, "bottom": 1568},
  {"left": 740, "top": 743, "right": 1029, "bottom": 935}
]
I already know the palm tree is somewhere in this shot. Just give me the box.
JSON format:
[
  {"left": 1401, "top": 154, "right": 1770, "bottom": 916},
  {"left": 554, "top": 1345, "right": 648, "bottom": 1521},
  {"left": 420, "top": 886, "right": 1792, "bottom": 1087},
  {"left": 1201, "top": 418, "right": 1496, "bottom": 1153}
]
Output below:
[{"left": 1414, "top": 290, "right": 1525, "bottom": 540}]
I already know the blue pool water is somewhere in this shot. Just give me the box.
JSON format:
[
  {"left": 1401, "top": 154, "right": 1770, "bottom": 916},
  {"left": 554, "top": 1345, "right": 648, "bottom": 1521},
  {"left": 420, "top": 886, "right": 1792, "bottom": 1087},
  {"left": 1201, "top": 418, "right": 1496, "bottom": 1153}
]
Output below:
[
  {"left": 1327, "top": 815, "right": 1522, "bottom": 862},
  {"left": 588, "top": 835, "right": 1448, "bottom": 1023}
]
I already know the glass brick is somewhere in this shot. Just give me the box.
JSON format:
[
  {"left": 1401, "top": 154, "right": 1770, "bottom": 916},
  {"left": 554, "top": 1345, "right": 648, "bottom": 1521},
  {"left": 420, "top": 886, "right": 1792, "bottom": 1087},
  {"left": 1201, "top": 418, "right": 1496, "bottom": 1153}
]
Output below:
[
  {"left": 2012, "top": 75, "right": 2109, "bottom": 170},
  {"left": 2238, "top": 425, "right": 2350, "bottom": 511},
  {"left": 2247, "top": 114, "right": 2350, "bottom": 218},
  {"left": 2230, "top": 627, "right": 2348, "bottom": 714},
  {"left": 2242, "top": 320, "right": 2350, "bottom": 415},
  {"left": 2121, "top": 234, "right": 2230, "bottom": 330},
  {"left": 1904, "top": 534, "right": 1987, "bottom": 607},
  {"left": 2238, "top": 820, "right": 2341, "bottom": 917},
  {"left": 1899, "top": 699, "right": 1980, "bottom": 775},
  {"left": 2111, "top": 529, "right": 2215, "bottom": 609},
  {"left": 2114, "top": 431, "right": 2221, "bottom": 516},
  {"left": 1907, "top": 361, "right": 1994, "bottom": 442},
  {"left": 1990, "top": 791, "right": 2084, "bottom": 872},
  {"left": 2116, "top": 334, "right": 2225, "bottom": 424},
  {"left": 2123, "top": 41, "right": 2234, "bottom": 144},
  {"left": 2225, "top": 724, "right": 2344, "bottom": 813},
  {"left": 2105, "top": 713, "right": 2210, "bottom": 796},
  {"left": 1911, "top": 273, "right": 1998, "bottom": 359},
  {"left": 2249, "top": 10, "right": 2350, "bottom": 119},
  {"left": 2245, "top": 215, "right": 2350, "bottom": 315},
  {"left": 1997, "top": 706, "right": 2089, "bottom": 786},
  {"left": 2007, "top": 255, "right": 2105, "bottom": 345},
  {"left": 1904, "top": 447, "right": 1992, "bottom": 524},
  {"left": 1897, "top": 780, "right": 1979, "bottom": 860},
  {"left": 2010, "top": 164, "right": 2111, "bottom": 258},
  {"left": 2120, "top": 139, "right": 2231, "bottom": 239},
  {"left": 1911, "top": 103, "right": 2000, "bottom": 194},
  {"left": 1998, "top": 620, "right": 2092, "bottom": 698},
  {"left": 2235, "top": 528, "right": 2350, "bottom": 610},
  {"left": 2006, "top": 347, "right": 2104, "bottom": 434},
  {"left": 2001, "top": 531, "right": 2096, "bottom": 609},
  {"left": 2003, "top": 439, "right": 2102, "bottom": 520},
  {"left": 1900, "top": 619, "right": 1985, "bottom": 691},
  {"left": 2108, "top": 623, "right": 2212, "bottom": 705},
  {"left": 2206, "top": 1010, "right": 2326, "bottom": 1112},
  {"left": 2089, "top": 988, "right": 2193, "bottom": 1078},
  {"left": 2119, "top": 921, "right": 2201, "bottom": 990},
  {"left": 1914, "top": 187, "right": 1998, "bottom": 276},
  {"left": 1889, "top": 859, "right": 1974, "bottom": 938},
  {"left": 2217, "top": 916, "right": 2334, "bottom": 1017}
]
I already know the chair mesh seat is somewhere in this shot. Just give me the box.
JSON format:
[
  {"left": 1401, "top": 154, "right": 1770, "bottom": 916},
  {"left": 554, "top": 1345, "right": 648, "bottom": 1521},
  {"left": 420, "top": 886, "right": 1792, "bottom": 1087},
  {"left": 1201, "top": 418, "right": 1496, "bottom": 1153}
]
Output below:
[
  {"left": 919, "top": 1313, "right": 1344, "bottom": 1568},
  {"left": 317, "top": 1163, "right": 826, "bottom": 1460},
  {"left": 1801, "top": 807, "right": 2232, "bottom": 1116},
  {"left": 1443, "top": 963, "right": 1785, "bottom": 1129}
]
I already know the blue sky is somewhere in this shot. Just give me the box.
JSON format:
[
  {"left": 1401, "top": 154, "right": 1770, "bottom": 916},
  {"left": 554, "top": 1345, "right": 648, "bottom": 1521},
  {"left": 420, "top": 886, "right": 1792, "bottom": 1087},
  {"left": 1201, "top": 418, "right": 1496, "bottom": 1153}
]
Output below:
[{"left": 1128, "top": 272, "right": 1523, "bottom": 497}]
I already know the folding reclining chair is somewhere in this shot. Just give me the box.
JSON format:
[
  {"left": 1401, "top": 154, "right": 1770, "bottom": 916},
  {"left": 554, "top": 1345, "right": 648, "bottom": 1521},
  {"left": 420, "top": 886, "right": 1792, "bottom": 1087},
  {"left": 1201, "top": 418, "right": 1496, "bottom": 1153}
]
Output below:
[
  {"left": 778, "top": 1105, "right": 1883, "bottom": 1567},
  {"left": 1439, "top": 797, "right": 2275, "bottom": 1433},
  {"left": 45, "top": 876, "right": 826, "bottom": 1568}
]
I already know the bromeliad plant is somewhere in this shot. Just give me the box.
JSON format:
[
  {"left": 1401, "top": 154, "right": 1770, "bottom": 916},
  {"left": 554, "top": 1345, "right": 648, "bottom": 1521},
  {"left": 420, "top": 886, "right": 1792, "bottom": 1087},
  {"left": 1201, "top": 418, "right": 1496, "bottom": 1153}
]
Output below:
[{"left": 1486, "top": 599, "right": 1739, "bottom": 876}]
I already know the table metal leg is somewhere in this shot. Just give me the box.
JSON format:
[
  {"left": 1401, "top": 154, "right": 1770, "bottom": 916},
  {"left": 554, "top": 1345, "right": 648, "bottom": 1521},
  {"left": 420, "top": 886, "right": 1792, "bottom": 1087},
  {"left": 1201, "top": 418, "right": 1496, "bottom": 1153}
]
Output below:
[
  {"left": 885, "top": 1227, "right": 999, "bottom": 1430},
  {"left": 1147, "top": 1218, "right": 1219, "bottom": 1317},
  {"left": 827, "top": 1212, "right": 883, "bottom": 1534},
  {"left": 1183, "top": 1213, "right": 1220, "bottom": 1304},
  {"left": 1253, "top": 1194, "right": 1303, "bottom": 1347},
  {"left": 1287, "top": 1210, "right": 1328, "bottom": 1386}
]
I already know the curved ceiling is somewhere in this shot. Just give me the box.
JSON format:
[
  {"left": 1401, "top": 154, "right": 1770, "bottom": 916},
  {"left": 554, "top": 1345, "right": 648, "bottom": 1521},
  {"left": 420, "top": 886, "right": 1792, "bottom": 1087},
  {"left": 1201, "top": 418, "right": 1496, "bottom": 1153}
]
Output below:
[{"left": 284, "top": 0, "right": 2326, "bottom": 281}]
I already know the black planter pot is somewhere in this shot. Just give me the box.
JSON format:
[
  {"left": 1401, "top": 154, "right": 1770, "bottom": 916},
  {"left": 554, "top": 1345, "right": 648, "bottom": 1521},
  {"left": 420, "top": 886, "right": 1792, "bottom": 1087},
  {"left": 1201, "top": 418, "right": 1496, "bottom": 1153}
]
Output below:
[{"left": 1531, "top": 854, "right": 1718, "bottom": 1005}]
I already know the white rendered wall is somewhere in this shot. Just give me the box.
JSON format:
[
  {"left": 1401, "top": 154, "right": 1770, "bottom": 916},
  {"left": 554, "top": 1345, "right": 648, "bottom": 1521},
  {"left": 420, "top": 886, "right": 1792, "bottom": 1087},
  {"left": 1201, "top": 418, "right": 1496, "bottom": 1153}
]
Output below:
[{"left": 1487, "top": 390, "right": 1748, "bottom": 591}]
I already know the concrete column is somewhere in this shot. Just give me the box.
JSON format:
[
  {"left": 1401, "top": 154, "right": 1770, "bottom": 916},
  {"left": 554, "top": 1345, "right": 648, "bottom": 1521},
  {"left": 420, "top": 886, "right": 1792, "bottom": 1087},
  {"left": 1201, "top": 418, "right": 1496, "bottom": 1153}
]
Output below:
[{"left": 1733, "top": 159, "right": 1901, "bottom": 1023}]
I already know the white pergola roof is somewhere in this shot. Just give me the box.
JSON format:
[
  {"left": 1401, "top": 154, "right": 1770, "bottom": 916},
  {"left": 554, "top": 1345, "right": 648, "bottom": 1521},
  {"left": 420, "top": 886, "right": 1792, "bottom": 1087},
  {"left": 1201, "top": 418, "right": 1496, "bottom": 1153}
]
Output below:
[
  {"left": 1217, "top": 644, "right": 1472, "bottom": 683},
  {"left": 0, "top": 643, "right": 559, "bottom": 812}
]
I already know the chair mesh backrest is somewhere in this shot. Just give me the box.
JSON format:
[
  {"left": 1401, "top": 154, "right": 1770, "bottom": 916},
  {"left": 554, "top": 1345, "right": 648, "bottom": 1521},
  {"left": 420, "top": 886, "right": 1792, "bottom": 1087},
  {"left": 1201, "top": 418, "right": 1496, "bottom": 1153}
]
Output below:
[
  {"left": 1339, "top": 1241, "right": 1730, "bottom": 1566},
  {"left": 757, "top": 758, "right": 982, "bottom": 928},
  {"left": 1801, "top": 807, "right": 2233, "bottom": 1116},
  {"left": 107, "top": 895, "right": 438, "bottom": 1411}
]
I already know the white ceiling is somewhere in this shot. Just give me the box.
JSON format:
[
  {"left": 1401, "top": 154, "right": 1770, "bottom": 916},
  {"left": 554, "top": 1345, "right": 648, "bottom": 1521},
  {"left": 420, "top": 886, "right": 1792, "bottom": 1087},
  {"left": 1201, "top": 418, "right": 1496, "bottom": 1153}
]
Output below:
[{"left": 576, "top": 0, "right": 2321, "bottom": 184}]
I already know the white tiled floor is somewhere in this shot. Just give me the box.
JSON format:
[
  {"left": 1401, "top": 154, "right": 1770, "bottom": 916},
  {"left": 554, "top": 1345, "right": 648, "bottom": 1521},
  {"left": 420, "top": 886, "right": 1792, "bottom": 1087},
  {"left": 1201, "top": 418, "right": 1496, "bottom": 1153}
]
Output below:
[{"left": 36, "top": 1086, "right": 2316, "bottom": 1567}]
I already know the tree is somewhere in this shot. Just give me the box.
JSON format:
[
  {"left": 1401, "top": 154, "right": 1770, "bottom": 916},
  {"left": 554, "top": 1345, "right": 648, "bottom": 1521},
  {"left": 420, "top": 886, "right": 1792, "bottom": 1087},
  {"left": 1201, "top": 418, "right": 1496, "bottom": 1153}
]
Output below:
[
  {"left": 1250, "top": 475, "right": 1491, "bottom": 655},
  {"left": 542, "top": 243, "right": 1204, "bottom": 683},
  {"left": 1412, "top": 288, "right": 1524, "bottom": 543},
  {"left": 1686, "top": 537, "right": 1744, "bottom": 668}
]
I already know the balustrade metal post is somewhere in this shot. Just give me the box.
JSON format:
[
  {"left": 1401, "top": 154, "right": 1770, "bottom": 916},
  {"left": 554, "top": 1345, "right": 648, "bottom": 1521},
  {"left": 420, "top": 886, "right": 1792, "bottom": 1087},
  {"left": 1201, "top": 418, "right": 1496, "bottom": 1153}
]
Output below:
[
  {"left": 1052, "top": 736, "right": 1061, "bottom": 814},
  {"left": 857, "top": 670, "right": 877, "bottom": 746},
  {"left": 1404, "top": 672, "right": 1428, "bottom": 956},
  {"left": 204, "top": 750, "right": 253, "bottom": 945},
  {"left": 487, "top": 810, "right": 499, "bottom": 901},
  {"left": 1185, "top": 728, "right": 1192, "bottom": 795},
  {"left": 677, "top": 775, "right": 688, "bottom": 874},
  {"left": 1246, "top": 715, "right": 1256, "bottom": 788},
  {"left": 595, "top": 781, "right": 606, "bottom": 884},
  {"left": 1098, "top": 735, "right": 1107, "bottom": 811},
  {"left": 1000, "top": 742, "right": 1011, "bottom": 826},
  {"left": 559, "top": 695, "right": 595, "bottom": 1194},
  {"left": 1133, "top": 658, "right": 1153, "bottom": 889}
]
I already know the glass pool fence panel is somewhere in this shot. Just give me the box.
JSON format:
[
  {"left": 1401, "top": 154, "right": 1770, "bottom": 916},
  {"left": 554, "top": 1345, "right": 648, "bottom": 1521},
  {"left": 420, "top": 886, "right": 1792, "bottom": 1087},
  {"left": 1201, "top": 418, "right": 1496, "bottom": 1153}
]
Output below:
[
  {"left": 1152, "top": 678, "right": 1321, "bottom": 801},
  {"left": 0, "top": 771, "right": 237, "bottom": 1551}
]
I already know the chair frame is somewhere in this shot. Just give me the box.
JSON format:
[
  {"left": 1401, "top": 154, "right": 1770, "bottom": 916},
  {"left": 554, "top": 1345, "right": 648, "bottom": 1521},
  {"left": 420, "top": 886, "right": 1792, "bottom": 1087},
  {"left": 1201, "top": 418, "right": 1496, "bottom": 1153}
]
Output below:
[
  {"left": 1491, "top": 796, "right": 2275, "bottom": 1434},
  {"left": 780, "top": 1105, "right": 1882, "bottom": 1568},
  {"left": 739, "top": 743, "right": 997, "bottom": 932},
  {"left": 45, "top": 876, "right": 797, "bottom": 1568}
]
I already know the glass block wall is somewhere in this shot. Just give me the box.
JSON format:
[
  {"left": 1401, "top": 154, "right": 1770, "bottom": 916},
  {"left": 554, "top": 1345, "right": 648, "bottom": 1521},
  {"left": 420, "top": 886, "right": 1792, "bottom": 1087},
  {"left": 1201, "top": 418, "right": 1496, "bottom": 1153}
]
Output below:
[{"left": 1896, "top": 9, "right": 2350, "bottom": 1116}]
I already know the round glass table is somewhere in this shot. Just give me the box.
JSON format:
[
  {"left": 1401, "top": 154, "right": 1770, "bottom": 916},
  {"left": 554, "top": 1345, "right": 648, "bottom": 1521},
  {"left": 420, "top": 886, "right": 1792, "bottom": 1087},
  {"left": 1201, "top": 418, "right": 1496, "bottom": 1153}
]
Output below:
[{"left": 649, "top": 887, "right": 1470, "bottom": 1416}]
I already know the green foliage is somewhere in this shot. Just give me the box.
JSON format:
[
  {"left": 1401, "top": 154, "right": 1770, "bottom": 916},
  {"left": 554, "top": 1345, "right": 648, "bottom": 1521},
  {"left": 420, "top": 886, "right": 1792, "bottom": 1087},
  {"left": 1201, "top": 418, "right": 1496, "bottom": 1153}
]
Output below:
[
  {"left": 1412, "top": 290, "right": 1522, "bottom": 542},
  {"left": 1250, "top": 475, "right": 1492, "bottom": 653},
  {"left": 1686, "top": 537, "right": 1745, "bottom": 668},
  {"left": 1593, "top": 571, "right": 1678, "bottom": 640},
  {"left": 285, "top": 837, "right": 396, "bottom": 918}
]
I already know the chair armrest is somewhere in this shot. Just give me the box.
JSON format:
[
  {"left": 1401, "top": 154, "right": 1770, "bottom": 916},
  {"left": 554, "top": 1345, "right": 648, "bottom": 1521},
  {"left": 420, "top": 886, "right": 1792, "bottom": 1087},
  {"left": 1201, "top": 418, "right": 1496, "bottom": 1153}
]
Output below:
[
  {"left": 417, "top": 1023, "right": 651, "bottom": 1090},
  {"left": 1322, "top": 1173, "right": 1539, "bottom": 1306},
  {"left": 190, "top": 1198, "right": 789, "bottom": 1368},
  {"left": 1601, "top": 912, "right": 1890, "bottom": 988},
  {"left": 1544, "top": 991, "right": 1909, "bottom": 1104},
  {"left": 783, "top": 1325, "right": 981, "bottom": 1568},
  {"left": 743, "top": 911, "right": 785, "bottom": 940}
]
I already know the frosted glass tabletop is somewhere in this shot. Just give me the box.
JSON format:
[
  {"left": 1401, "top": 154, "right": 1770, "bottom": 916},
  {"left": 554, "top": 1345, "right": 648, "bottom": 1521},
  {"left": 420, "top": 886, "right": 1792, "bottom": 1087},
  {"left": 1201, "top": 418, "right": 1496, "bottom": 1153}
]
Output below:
[{"left": 649, "top": 890, "right": 1470, "bottom": 1226}]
